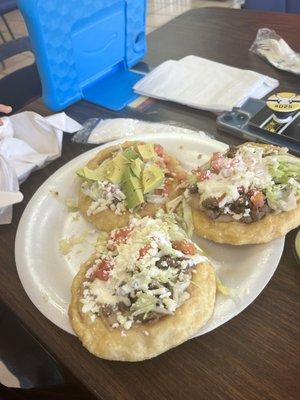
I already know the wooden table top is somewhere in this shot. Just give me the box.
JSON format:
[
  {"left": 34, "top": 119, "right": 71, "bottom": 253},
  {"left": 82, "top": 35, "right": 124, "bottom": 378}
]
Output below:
[{"left": 1, "top": 7, "right": 299, "bottom": 400}]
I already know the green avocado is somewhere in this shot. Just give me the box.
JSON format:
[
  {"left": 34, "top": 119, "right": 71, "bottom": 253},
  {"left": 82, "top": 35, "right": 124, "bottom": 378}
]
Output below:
[
  {"left": 137, "top": 144, "right": 155, "bottom": 161},
  {"left": 113, "top": 152, "right": 130, "bottom": 168},
  {"left": 130, "top": 158, "right": 144, "bottom": 179},
  {"left": 123, "top": 147, "right": 139, "bottom": 160},
  {"left": 76, "top": 166, "right": 104, "bottom": 181},
  {"left": 105, "top": 153, "right": 129, "bottom": 184},
  {"left": 142, "top": 164, "right": 164, "bottom": 194},
  {"left": 122, "top": 166, "right": 144, "bottom": 209}
]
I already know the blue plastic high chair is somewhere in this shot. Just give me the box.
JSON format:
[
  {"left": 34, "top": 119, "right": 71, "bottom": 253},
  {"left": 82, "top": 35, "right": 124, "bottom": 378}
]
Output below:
[{"left": 17, "top": 0, "right": 147, "bottom": 111}]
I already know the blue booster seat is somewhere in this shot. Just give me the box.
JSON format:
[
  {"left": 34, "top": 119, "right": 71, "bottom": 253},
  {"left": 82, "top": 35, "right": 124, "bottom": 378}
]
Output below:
[{"left": 17, "top": 0, "right": 147, "bottom": 111}]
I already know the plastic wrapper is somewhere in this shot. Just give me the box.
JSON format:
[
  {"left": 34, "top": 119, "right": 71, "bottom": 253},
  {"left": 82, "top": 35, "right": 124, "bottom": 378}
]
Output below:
[
  {"left": 72, "top": 118, "right": 210, "bottom": 144},
  {"left": 233, "top": 0, "right": 245, "bottom": 9},
  {"left": 250, "top": 28, "right": 300, "bottom": 76}
]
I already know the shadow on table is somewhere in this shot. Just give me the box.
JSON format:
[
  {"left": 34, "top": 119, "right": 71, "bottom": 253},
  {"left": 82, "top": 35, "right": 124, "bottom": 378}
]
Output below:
[{"left": 0, "top": 301, "right": 94, "bottom": 399}]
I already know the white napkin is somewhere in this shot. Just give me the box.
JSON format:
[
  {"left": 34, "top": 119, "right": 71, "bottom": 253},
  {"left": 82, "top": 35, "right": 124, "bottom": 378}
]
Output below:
[
  {"left": 0, "top": 111, "right": 82, "bottom": 224},
  {"left": 134, "top": 55, "right": 279, "bottom": 113}
]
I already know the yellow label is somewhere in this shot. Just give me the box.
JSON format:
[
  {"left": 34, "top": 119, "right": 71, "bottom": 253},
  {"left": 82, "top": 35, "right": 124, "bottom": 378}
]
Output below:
[
  {"left": 262, "top": 118, "right": 284, "bottom": 133},
  {"left": 266, "top": 92, "right": 300, "bottom": 113}
]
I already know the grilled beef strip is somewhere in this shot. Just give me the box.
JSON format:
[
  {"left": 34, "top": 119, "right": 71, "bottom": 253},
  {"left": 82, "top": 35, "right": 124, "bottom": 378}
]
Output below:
[{"left": 201, "top": 192, "right": 273, "bottom": 223}]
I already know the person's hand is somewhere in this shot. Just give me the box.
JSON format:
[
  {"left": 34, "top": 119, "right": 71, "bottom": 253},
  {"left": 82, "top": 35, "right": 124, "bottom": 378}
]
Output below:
[{"left": 0, "top": 104, "right": 12, "bottom": 125}]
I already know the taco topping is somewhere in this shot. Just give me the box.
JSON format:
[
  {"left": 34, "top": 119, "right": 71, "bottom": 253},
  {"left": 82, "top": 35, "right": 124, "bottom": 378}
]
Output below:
[
  {"left": 80, "top": 216, "right": 206, "bottom": 330},
  {"left": 186, "top": 144, "right": 300, "bottom": 223},
  {"left": 77, "top": 143, "right": 185, "bottom": 214},
  {"left": 82, "top": 180, "right": 127, "bottom": 216}
]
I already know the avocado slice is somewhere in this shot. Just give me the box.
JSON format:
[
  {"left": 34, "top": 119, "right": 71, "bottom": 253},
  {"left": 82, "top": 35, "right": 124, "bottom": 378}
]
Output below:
[
  {"left": 122, "top": 166, "right": 144, "bottom": 209},
  {"left": 105, "top": 153, "right": 129, "bottom": 184},
  {"left": 137, "top": 144, "right": 155, "bottom": 161},
  {"left": 76, "top": 166, "right": 104, "bottom": 181},
  {"left": 142, "top": 164, "right": 165, "bottom": 194},
  {"left": 130, "top": 158, "right": 144, "bottom": 179},
  {"left": 114, "top": 152, "right": 130, "bottom": 167},
  {"left": 124, "top": 182, "right": 144, "bottom": 209},
  {"left": 76, "top": 155, "right": 125, "bottom": 183},
  {"left": 123, "top": 147, "right": 139, "bottom": 160}
]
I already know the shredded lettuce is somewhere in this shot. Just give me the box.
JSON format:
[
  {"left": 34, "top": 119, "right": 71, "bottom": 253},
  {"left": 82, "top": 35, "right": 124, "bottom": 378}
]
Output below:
[
  {"left": 156, "top": 268, "right": 178, "bottom": 284},
  {"left": 156, "top": 209, "right": 178, "bottom": 226},
  {"left": 187, "top": 173, "right": 198, "bottom": 185},
  {"left": 271, "top": 160, "right": 300, "bottom": 184},
  {"left": 216, "top": 277, "right": 229, "bottom": 296},
  {"left": 58, "top": 234, "right": 86, "bottom": 255},
  {"left": 266, "top": 156, "right": 300, "bottom": 211},
  {"left": 65, "top": 198, "right": 78, "bottom": 212},
  {"left": 157, "top": 203, "right": 194, "bottom": 238},
  {"left": 166, "top": 195, "right": 183, "bottom": 213},
  {"left": 95, "top": 232, "right": 109, "bottom": 253},
  {"left": 130, "top": 293, "right": 157, "bottom": 319},
  {"left": 266, "top": 184, "right": 298, "bottom": 211},
  {"left": 182, "top": 199, "right": 194, "bottom": 238}
]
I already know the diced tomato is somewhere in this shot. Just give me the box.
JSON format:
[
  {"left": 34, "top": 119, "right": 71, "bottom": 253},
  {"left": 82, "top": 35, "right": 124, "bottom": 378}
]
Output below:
[
  {"left": 172, "top": 240, "right": 196, "bottom": 255},
  {"left": 95, "top": 268, "right": 110, "bottom": 281},
  {"left": 108, "top": 227, "right": 132, "bottom": 250},
  {"left": 94, "top": 258, "right": 114, "bottom": 281},
  {"left": 250, "top": 191, "right": 265, "bottom": 208},
  {"left": 154, "top": 144, "right": 165, "bottom": 157},
  {"left": 210, "top": 152, "right": 223, "bottom": 173},
  {"left": 139, "top": 244, "right": 151, "bottom": 259},
  {"left": 196, "top": 169, "right": 211, "bottom": 182}
]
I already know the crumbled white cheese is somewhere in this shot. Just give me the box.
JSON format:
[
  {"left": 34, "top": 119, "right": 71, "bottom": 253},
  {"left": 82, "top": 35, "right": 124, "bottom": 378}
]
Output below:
[
  {"left": 89, "top": 278, "right": 118, "bottom": 306},
  {"left": 82, "top": 180, "right": 126, "bottom": 216}
]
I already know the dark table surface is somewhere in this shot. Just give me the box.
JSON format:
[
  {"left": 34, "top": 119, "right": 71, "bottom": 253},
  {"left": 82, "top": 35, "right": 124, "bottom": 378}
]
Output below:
[{"left": 1, "top": 7, "right": 299, "bottom": 400}]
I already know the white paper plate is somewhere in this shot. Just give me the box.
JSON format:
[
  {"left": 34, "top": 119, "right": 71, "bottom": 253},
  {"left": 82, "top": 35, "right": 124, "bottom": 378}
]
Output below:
[{"left": 15, "top": 133, "right": 284, "bottom": 335}]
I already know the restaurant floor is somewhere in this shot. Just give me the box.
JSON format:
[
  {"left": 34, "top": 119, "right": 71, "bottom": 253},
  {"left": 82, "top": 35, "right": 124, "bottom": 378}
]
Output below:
[{"left": 0, "top": 0, "right": 237, "bottom": 392}]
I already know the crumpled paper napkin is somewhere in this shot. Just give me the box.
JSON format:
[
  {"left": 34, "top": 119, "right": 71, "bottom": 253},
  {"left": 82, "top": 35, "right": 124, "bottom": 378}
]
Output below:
[{"left": 0, "top": 111, "right": 82, "bottom": 224}]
